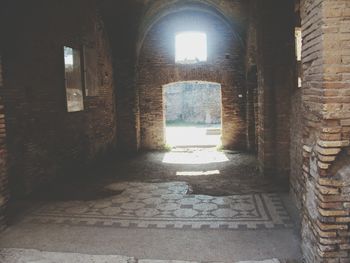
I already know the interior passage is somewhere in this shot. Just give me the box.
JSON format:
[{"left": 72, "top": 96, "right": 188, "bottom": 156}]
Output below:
[
  {"left": 0, "top": 0, "right": 349, "bottom": 262},
  {"left": 0, "top": 149, "right": 300, "bottom": 262}
]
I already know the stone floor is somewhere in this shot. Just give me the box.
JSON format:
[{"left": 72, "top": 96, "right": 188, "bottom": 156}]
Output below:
[
  {"left": 0, "top": 248, "right": 283, "bottom": 263},
  {"left": 0, "top": 148, "right": 301, "bottom": 263},
  {"left": 107, "top": 148, "right": 289, "bottom": 196}
]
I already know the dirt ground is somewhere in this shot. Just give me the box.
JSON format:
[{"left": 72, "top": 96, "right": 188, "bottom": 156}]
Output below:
[{"left": 25, "top": 148, "right": 289, "bottom": 203}]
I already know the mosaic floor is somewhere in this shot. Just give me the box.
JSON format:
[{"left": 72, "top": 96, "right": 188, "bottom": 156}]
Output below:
[{"left": 25, "top": 182, "right": 293, "bottom": 230}]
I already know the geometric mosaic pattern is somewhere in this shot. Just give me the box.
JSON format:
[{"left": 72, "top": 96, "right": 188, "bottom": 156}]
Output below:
[{"left": 25, "top": 182, "right": 293, "bottom": 230}]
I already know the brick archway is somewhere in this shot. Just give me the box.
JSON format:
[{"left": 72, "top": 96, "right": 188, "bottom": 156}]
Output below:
[{"left": 137, "top": 11, "right": 247, "bottom": 151}]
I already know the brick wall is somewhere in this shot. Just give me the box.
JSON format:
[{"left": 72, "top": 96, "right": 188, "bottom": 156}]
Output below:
[
  {"left": 255, "top": 0, "right": 295, "bottom": 178},
  {"left": 245, "top": 0, "right": 258, "bottom": 153},
  {"left": 137, "top": 10, "right": 247, "bottom": 150},
  {"left": 298, "top": 0, "right": 350, "bottom": 261},
  {"left": 101, "top": 0, "right": 144, "bottom": 154},
  {"left": 290, "top": 87, "right": 304, "bottom": 210},
  {"left": 290, "top": 0, "right": 304, "bottom": 213},
  {"left": 2, "top": 0, "right": 117, "bottom": 198}
]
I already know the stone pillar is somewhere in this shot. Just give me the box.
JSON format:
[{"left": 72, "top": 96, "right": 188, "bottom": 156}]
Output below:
[{"left": 300, "top": 0, "right": 350, "bottom": 261}]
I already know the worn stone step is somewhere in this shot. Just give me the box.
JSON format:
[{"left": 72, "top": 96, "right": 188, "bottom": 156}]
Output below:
[{"left": 0, "top": 248, "right": 293, "bottom": 263}]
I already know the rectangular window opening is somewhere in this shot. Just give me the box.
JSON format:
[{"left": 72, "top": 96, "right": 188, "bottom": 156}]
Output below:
[
  {"left": 64, "top": 46, "right": 84, "bottom": 112},
  {"left": 295, "top": 27, "right": 302, "bottom": 62},
  {"left": 175, "top": 32, "right": 207, "bottom": 64},
  {"left": 295, "top": 28, "right": 302, "bottom": 88}
]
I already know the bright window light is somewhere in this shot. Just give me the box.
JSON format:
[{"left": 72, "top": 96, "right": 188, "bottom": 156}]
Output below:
[
  {"left": 176, "top": 170, "right": 220, "bottom": 176},
  {"left": 295, "top": 27, "right": 302, "bottom": 61},
  {"left": 175, "top": 32, "right": 207, "bottom": 64}
]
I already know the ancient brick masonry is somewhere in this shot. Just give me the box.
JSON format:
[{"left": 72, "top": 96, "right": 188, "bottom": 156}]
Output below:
[
  {"left": 253, "top": 0, "right": 294, "bottom": 178},
  {"left": 2, "top": 0, "right": 117, "bottom": 197},
  {"left": 299, "top": 0, "right": 350, "bottom": 261},
  {"left": 290, "top": 0, "right": 305, "bottom": 212},
  {"left": 100, "top": 0, "right": 144, "bottom": 154},
  {"left": 244, "top": 0, "right": 259, "bottom": 154},
  {"left": 0, "top": 1, "right": 349, "bottom": 262},
  {"left": 137, "top": 11, "right": 247, "bottom": 150},
  {"left": 0, "top": 56, "right": 8, "bottom": 231}
]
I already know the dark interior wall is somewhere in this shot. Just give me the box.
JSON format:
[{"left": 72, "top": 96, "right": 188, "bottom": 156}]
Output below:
[
  {"left": 290, "top": 1, "right": 304, "bottom": 211},
  {"left": 137, "top": 10, "right": 248, "bottom": 150},
  {"left": 100, "top": 1, "right": 144, "bottom": 154},
  {"left": 244, "top": 0, "right": 258, "bottom": 153},
  {"left": 0, "top": 54, "right": 9, "bottom": 230},
  {"left": 2, "top": 0, "right": 117, "bottom": 197},
  {"left": 290, "top": 87, "right": 304, "bottom": 210},
  {"left": 254, "top": 0, "right": 295, "bottom": 178}
]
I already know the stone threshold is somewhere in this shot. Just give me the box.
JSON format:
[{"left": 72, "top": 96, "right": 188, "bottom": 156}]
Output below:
[{"left": 0, "top": 248, "right": 287, "bottom": 263}]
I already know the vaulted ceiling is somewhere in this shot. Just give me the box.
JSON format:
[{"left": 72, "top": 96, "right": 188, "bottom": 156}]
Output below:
[
  {"left": 137, "top": 0, "right": 248, "bottom": 51},
  {"left": 100, "top": 0, "right": 248, "bottom": 59}
]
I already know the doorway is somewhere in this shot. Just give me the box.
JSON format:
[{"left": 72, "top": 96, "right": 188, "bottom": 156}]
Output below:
[{"left": 163, "top": 81, "right": 222, "bottom": 148}]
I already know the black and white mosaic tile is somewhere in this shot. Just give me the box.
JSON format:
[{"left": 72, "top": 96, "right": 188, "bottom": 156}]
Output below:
[{"left": 25, "top": 182, "right": 293, "bottom": 230}]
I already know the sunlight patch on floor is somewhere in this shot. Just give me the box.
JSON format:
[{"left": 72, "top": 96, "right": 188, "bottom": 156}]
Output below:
[{"left": 162, "top": 148, "right": 228, "bottom": 164}]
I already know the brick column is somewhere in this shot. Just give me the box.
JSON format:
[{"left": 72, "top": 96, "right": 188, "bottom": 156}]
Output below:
[{"left": 300, "top": 0, "right": 350, "bottom": 261}]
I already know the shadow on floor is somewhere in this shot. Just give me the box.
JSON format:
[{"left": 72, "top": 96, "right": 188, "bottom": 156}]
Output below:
[
  {"left": 1, "top": 148, "right": 301, "bottom": 263},
  {"left": 18, "top": 148, "right": 290, "bottom": 203}
]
